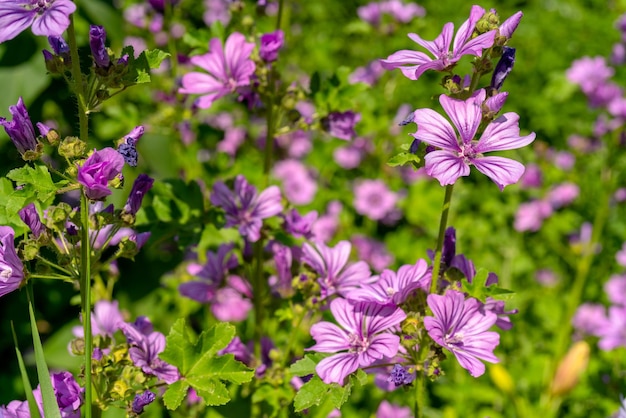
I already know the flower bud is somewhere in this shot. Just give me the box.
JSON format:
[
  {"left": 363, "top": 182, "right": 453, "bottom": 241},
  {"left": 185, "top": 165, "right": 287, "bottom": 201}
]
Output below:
[
  {"left": 550, "top": 341, "right": 590, "bottom": 397},
  {"left": 0, "top": 97, "right": 39, "bottom": 156},
  {"left": 59, "top": 136, "right": 87, "bottom": 159},
  {"left": 89, "top": 25, "right": 110, "bottom": 68}
]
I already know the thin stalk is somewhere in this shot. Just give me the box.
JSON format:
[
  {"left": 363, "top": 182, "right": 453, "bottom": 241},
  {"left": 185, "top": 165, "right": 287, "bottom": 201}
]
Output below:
[
  {"left": 35, "top": 255, "right": 73, "bottom": 276},
  {"left": 414, "top": 372, "right": 425, "bottom": 418},
  {"left": 252, "top": 240, "right": 265, "bottom": 361},
  {"left": 262, "top": 91, "right": 275, "bottom": 183},
  {"left": 429, "top": 184, "right": 455, "bottom": 295},
  {"left": 80, "top": 192, "right": 93, "bottom": 418},
  {"left": 28, "top": 274, "right": 72, "bottom": 281},
  {"left": 164, "top": 0, "right": 179, "bottom": 77},
  {"left": 275, "top": 0, "right": 285, "bottom": 30}
]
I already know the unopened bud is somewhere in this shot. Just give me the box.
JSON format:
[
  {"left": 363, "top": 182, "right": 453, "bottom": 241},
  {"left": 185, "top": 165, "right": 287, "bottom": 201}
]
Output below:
[
  {"left": 550, "top": 341, "right": 590, "bottom": 397},
  {"left": 59, "top": 136, "right": 87, "bottom": 158}
]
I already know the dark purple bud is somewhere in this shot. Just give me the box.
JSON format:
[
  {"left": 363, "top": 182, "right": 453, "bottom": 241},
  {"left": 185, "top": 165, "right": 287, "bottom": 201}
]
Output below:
[
  {"left": 48, "top": 36, "right": 70, "bottom": 55},
  {"left": 42, "top": 49, "right": 54, "bottom": 62},
  {"left": 89, "top": 25, "right": 110, "bottom": 68},
  {"left": 124, "top": 174, "right": 154, "bottom": 215},
  {"left": 132, "top": 390, "right": 156, "bottom": 414},
  {"left": 491, "top": 47, "right": 515, "bottom": 91},
  {"left": 0, "top": 97, "right": 38, "bottom": 155},
  {"left": 399, "top": 112, "right": 415, "bottom": 126},
  {"left": 118, "top": 126, "right": 144, "bottom": 166},
  {"left": 485, "top": 272, "right": 499, "bottom": 286},
  {"left": 441, "top": 226, "right": 457, "bottom": 267},
  {"left": 388, "top": 364, "right": 415, "bottom": 387},
  {"left": 125, "top": 126, "right": 145, "bottom": 145},
  {"left": 19, "top": 203, "right": 45, "bottom": 238},
  {"left": 36, "top": 122, "right": 52, "bottom": 137},
  {"left": 117, "top": 54, "right": 129, "bottom": 66},
  {"left": 259, "top": 29, "right": 284, "bottom": 62},
  {"left": 409, "top": 138, "right": 420, "bottom": 154}
]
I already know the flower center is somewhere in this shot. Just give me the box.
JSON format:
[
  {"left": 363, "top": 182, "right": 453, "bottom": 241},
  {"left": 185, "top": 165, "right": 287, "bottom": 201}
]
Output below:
[
  {"left": 438, "top": 50, "right": 454, "bottom": 67},
  {"left": 0, "top": 266, "right": 12, "bottom": 280},
  {"left": 444, "top": 331, "right": 465, "bottom": 349},
  {"left": 29, "top": 0, "right": 51, "bottom": 12},
  {"left": 458, "top": 142, "right": 477, "bottom": 164},
  {"left": 347, "top": 333, "right": 369, "bottom": 354},
  {"left": 385, "top": 286, "right": 396, "bottom": 296}
]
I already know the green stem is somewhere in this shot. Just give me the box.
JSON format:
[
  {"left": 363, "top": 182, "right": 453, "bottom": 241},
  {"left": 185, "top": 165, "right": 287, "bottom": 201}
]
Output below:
[
  {"left": 262, "top": 89, "right": 275, "bottom": 183},
  {"left": 414, "top": 371, "right": 425, "bottom": 418},
  {"left": 164, "top": 0, "right": 179, "bottom": 77},
  {"left": 275, "top": 0, "right": 285, "bottom": 30},
  {"left": 80, "top": 192, "right": 93, "bottom": 418},
  {"left": 28, "top": 274, "right": 71, "bottom": 281},
  {"left": 35, "top": 255, "right": 74, "bottom": 276},
  {"left": 429, "top": 184, "right": 455, "bottom": 295},
  {"left": 252, "top": 240, "right": 265, "bottom": 362}
]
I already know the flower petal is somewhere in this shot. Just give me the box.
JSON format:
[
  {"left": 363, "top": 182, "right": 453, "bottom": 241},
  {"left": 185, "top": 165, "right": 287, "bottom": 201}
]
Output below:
[
  {"left": 440, "top": 91, "right": 484, "bottom": 143},
  {"left": 471, "top": 156, "right": 525, "bottom": 190},
  {"left": 475, "top": 112, "right": 536, "bottom": 153},
  {"left": 424, "top": 150, "right": 470, "bottom": 186},
  {"left": 0, "top": 5, "right": 34, "bottom": 43},
  {"left": 308, "top": 322, "right": 349, "bottom": 352},
  {"left": 412, "top": 109, "right": 460, "bottom": 151},
  {"left": 30, "top": 0, "right": 76, "bottom": 37},
  {"left": 452, "top": 5, "right": 485, "bottom": 53},
  {"left": 315, "top": 353, "right": 359, "bottom": 385}
]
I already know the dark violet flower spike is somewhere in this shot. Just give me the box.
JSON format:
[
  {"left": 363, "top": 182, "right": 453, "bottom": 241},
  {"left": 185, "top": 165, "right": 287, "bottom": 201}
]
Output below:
[
  {"left": 259, "top": 29, "right": 285, "bottom": 62},
  {"left": 0, "top": 0, "right": 77, "bottom": 44},
  {"left": 124, "top": 174, "right": 154, "bottom": 215},
  {"left": 322, "top": 111, "right": 361, "bottom": 141},
  {"left": 132, "top": 390, "right": 156, "bottom": 414},
  {"left": 491, "top": 47, "right": 516, "bottom": 91},
  {"left": 0, "top": 226, "right": 25, "bottom": 298},
  {"left": 118, "top": 126, "right": 144, "bottom": 167},
  {"left": 89, "top": 25, "right": 110, "bottom": 68},
  {"left": 0, "top": 97, "right": 38, "bottom": 155},
  {"left": 388, "top": 364, "right": 415, "bottom": 387},
  {"left": 48, "top": 35, "right": 69, "bottom": 55}
]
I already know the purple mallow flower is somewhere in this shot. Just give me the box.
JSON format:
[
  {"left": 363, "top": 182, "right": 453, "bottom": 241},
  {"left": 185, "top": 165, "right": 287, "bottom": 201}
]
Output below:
[
  {"left": 19, "top": 203, "right": 45, "bottom": 238},
  {"left": 179, "top": 32, "right": 256, "bottom": 109},
  {"left": 283, "top": 208, "right": 317, "bottom": 239},
  {"left": 89, "top": 25, "right": 110, "bottom": 68},
  {"left": 410, "top": 89, "right": 535, "bottom": 190},
  {"left": 179, "top": 244, "right": 238, "bottom": 303},
  {"left": 381, "top": 5, "right": 496, "bottom": 80},
  {"left": 0, "top": 0, "right": 77, "bottom": 44},
  {"left": 302, "top": 240, "right": 373, "bottom": 299},
  {"left": 120, "top": 316, "right": 180, "bottom": 383},
  {"left": 210, "top": 175, "right": 283, "bottom": 242},
  {"left": 307, "top": 298, "right": 406, "bottom": 385},
  {"left": 388, "top": 364, "right": 415, "bottom": 387},
  {"left": 124, "top": 174, "right": 154, "bottom": 215},
  {"left": 259, "top": 29, "right": 284, "bottom": 62},
  {"left": 32, "top": 371, "right": 83, "bottom": 418},
  {"left": 77, "top": 148, "right": 125, "bottom": 200},
  {"left": 424, "top": 290, "right": 500, "bottom": 377},
  {"left": 348, "top": 260, "right": 430, "bottom": 305},
  {"left": 323, "top": 111, "right": 361, "bottom": 140},
  {"left": 132, "top": 390, "right": 156, "bottom": 414},
  {"left": 0, "top": 226, "right": 24, "bottom": 298},
  {"left": 0, "top": 97, "right": 38, "bottom": 155},
  {"left": 376, "top": 400, "right": 412, "bottom": 418},
  {"left": 273, "top": 159, "right": 317, "bottom": 205},
  {"left": 73, "top": 300, "right": 124, "bottom": 338}
]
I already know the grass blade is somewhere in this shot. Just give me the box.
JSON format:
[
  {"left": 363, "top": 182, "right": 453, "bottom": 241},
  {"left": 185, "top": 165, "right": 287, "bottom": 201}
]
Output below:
[{"left": 11, "top": 321, "right": 41, "bottom": 418}]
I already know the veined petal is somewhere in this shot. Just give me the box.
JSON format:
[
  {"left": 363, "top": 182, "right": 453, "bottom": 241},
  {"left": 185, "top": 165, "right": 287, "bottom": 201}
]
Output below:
[
  {"left": 330, "top": 298, "right": 361, "bottom": 335},
  {"left": 315, "top": 353, "right": 360, "bottom": 385},
  {"left": 364, "top": 303, "right": 407, "bottom": 334},
  {"left": 452, "top": 5, "right": 485, "bottom": 53},
  {"left": 360, "top": 333, "right": 400, "bottom": 364},
  {"left": 475, "top": 113, "right": 536, "bottom": 153},
  {"left": 456, "top": 30, "right": 496, "bottom": 58},
  {"left": 440, "top": 91, "right": 484, "bottom": 143},
  {"left": 308, "top": 322, "right": 350, "bottom": 352},
  {"left": 452, "top": 350, "right": 488, "bottom": 377},
  {"left": 413, "top": 59, "right": 448, "bottom": 80},
  {"left": 0, "top": 5, "right": 35, "bottom": 43},
  {"left": 472, "top": 156, "right": 525, "bottom": 190},
  {"left": 336, "top": 261, "right": 373, "bottom": 294},
  {"left": 224, "top": 32, "right": 256, "bottom": 79},
  {"left": 425, "top": 150, "right": 470, "bottom": 186},
  {"left": 253, "top": 185, "right": 283, "bottom": 219},
  {"left": 432, "top": 22, "right": 454, "bottom": 55},
  {"left": 323, "top": 241, "right": 351, "bottom": 279},
  {"left": 189, "top": 50, "right": 225, "bottom": 80},
  {"left": 179, "top": 72, "right": 225, "bottom": 95},
  {"left": 427, "top": 291, "right": 465, "bottom": 332},
  {"left": 302, "top": 242, "right": 326, "bottom": 274},
  {"left": 380, "top": 50, "right": 432, "bottom": 78},
  {"left": 31, "top": 0, "right": 76, "bottom": 37},
  {"left": 412, "top": 109, "right": 460, "bottom": 150}
]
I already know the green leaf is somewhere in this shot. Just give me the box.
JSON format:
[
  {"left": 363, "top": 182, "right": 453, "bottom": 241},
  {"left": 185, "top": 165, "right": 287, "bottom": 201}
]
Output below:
[
  {"left": 328, "top": 380, "right": 352, "bottom": 409},
  {"left": 289, "top": 354, "right": 325, "bottom": 377},
  {"left": 144, "top": 49, "right": 170, "bottom": 69},
  {"left": 293, "top": 376, "right": 328, "bottom": 412},
  {"left": 28, "top": 290, "right": 61, "bottom": 418},
  {"left": 11, "top": 322, "right": 41, "bottom": 418},
  {"left": 7, "top": 165, "right": 58, "bottom": 205},
  {"left": 0, "top": 178, "right": 27, "bottom": 234},
  {"left": 160, "top": 319, "right": 254, "bottom": 408},
  {"left": 387, "top": 152, "right": 421, "bottom": 168},
  {"left": 163, "top": 379, "right": 189, "bottom": 410}
]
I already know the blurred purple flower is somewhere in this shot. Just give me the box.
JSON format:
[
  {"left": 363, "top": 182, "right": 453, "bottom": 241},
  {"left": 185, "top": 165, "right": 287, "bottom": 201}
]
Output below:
[
  {"left": 217, "top": 126, "right": 246, "bottom": 156},
  {"left": 273, "top": 159, "right": 317, "bottom": 205},
  {"left": 612, "top": 42, "right": 626, "bottom": 65},
  {"left": 547, "top": 182, "right": 579, "bottom": 209},
  {"left": 535, "top": 268, "right": 559, "bottom": 287},
  {"left": 89, "top": 25, "right": 110, "bottom": 68},
  {"left": 210, "top": 175, "right": 283, "bottom": 242},
  {"left": 410, "top": 89, "right": 535, "bottom": 190},
  {"left": 596, "top": 305, "right": 626, "bottom": 350},
  {"left": 259, "top": 29, "right": 284, "bottom": 62},
  {"left": 334, "top": 137, "right": 373, "bottom": 169},
  {"left": 203, "top": 0, "right": 231, "bottom": 26},
  {"left": 179, "top": 244, "right": 238, "bottom": 302},
  {"left": 120, "top": 316, "right": 180, "bottom": 383},
  {"left": 0, "top": 226, "right": 24, "bottom": 298},
  {"left": 376, "top": 400, "right": 412, "bottom": 418},
  {"left": 124, "top": 174, "right": 154, "bottom": 215},
  {"left": 276, "top": 129, "right": 312, "bottom": 158},
  {"left": 323, "top": 111, "right": 361, "bottom": 140},
  {"left": 283, "top": 208, "right": 317, "bottom": 239},
  {"left": 302, "top": 240, "right": 373, "bottom": 299},
  {"left": 0, "top": 97, "right": 38, "bottom": 155},
  {"left": 353, "top": 179, "right": 398, "bottom": 221},
  {"left": 349, "top": 60, "right": 385, "bottom": 86},
  {"left": 519, "top": 163, "right": 542, "bottom": 189},
  {"left": 0, "top": 0, "right": 76, "bottom": 43},
  {"left": 616, "top": 243, "right": 626, "bottom": 267},
  {"left": 179, "top": 32, "right": 255, "bottom": 109},
  {"left": 307, "top": 298, "right": 406, "bottom": 384},
  {"left": 566, "top": 56, "right": 614, "bottom": 93},
  {"left": 351, "top": 235, "right": 394, "bottom": 272},
  {"left": 0, "top": 400, "right": 29, "bottom": 417},
  {"left": 381, "top": 5, "right": 495, "bottom": 80},
  {"left": 32, "top": 371, "right": 83, "bottom": 418},
  {"left": 384, "top": 0, "right": 426, "bottom": 24},
  {"left": 605, "top": 274, "right": 626, "bottom": 306},
  {"left": 514, "top": 200, "right": 552, "bottom": 232},
  {"left": 425, "top": 290, "right": 500, "bottom": 377},
  {"left": 19, "top": 203, "right": 45, "bottom": 238},
  {"left": 77, "top": 148, "right": 125, "bottom": 200},
  {"left": 269, "top": 242, "right": 293, "bottom": 297},
  {"left": 311, "top": 200, "right": 342, "bottom": 243},
  {"left": 73, "top": 299, "right": 124, "bottom": 338},
  {"left": 211, "top": 275, "right": 253, "bottom": 322},
  {"left": 132, "top": 390, "right": 156, "bottom": 414},
  {"left": 348, "top": 260, "right": 430, "bottom": 305}
]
